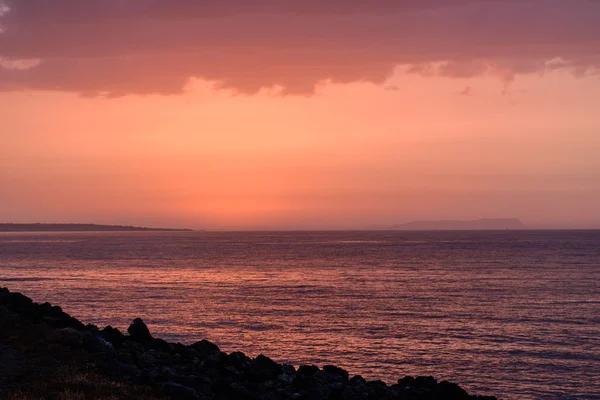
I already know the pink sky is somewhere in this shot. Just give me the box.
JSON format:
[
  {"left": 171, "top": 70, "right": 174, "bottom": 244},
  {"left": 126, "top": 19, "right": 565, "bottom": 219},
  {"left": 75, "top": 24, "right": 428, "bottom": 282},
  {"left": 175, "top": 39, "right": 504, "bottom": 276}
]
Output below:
[{"left": 1, "top": 1, "right": 599, "bottom": 229}]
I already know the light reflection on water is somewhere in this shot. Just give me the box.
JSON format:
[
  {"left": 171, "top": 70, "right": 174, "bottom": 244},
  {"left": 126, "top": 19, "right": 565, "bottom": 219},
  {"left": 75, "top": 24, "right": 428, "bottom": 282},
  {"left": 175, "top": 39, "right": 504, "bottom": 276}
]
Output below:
[{"left": 1, "top": 230, "right": 599, "bottom": 400}]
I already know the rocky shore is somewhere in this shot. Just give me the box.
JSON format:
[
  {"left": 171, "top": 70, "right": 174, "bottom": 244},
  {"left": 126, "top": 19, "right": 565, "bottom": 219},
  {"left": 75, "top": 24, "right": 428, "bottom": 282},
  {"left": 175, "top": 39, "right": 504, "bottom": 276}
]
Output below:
[{"left": 0, "top": 287, "right": 497, "bottom": 400}]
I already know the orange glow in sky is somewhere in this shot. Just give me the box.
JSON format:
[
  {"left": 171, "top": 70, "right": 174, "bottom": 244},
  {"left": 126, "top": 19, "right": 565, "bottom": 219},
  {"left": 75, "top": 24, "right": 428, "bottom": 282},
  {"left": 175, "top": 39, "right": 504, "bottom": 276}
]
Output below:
[{"left": 1, "top": 1, "right": 600, "bottom": 229}]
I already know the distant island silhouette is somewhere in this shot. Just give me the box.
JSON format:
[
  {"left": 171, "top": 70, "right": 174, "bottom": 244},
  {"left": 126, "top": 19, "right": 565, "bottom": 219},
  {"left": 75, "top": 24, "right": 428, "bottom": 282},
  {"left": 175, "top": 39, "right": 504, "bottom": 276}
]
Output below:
[
  {"left": 0, "top": 223, "right": 193, "bottom": 232},
  {"left": 392, "top": 218, "right": 525, "bottom": 230}
]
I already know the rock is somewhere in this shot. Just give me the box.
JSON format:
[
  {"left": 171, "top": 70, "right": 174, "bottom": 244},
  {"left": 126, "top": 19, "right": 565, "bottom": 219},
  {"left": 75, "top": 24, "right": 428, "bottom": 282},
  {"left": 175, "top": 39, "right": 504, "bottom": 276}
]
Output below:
[
  {"left": 85, "top": 323, "right": 99, "bottom": 331},
  {"left": 292, "top": 374, "right": 317, "bottom": 390},
  {"left": 148, "top": 367, "right": 160, "bottom": 380},
  {"left": 298, "top": 365, "right": 320, "bottom": 376},
  {"left": 314, "top": 369, "right": 346, "bottom": 383},
  {"left": 137, "top": 351, "right": 157, "bottom": 367},
  {"left": 226, "top": 351, "right": 250, "bottom": 369},
  {"left": 190, "top": 339, "right": 220, "bottom": 354},
  {"left": 366, "top": 380, "right": 393, "bottom": 398},
  {"left": 415, "top": 375, "right": 437, "bottom": 388},
  {"left": 328, "top": 385, "right": 347, "bottom": 400},
  {"left": 92, "top": 334, "right": 115, "bottom": 354},
  {"left": 435, "top": 380, "right": 470, "bottom": 399},
  {"left": 278, "top": 373, "right": 294, "bottom": 385},
  {"left": 160, "top": 381, "right": 200, "bottom": 400},
  {"left": 228, "top": 382, "right": 253, "bottom": 398},
  {"left": 201, "top": 353, "right": 223, "bottom": 369},
  {"left": 151, "top": 337, "right": 171, "bottom": 351},
  {"left": 171, "top": 342, "right": 189, "bottom": 356},
  {"left": 101, "top": 325, "right": 125, "bottom": 347},
  {"left": 57, "top": 327, "right": 87, "bottom": 346},
  {"left": 397, "top": 376, "right": 416, "bottom": 387},
  {"left": 282, "top": 364, "right": 296, "bottom": 376},
  {"left": 251, "top": 354, "right": 282, "bottom": 380},
  {"left": 223, "top": 365, "right": 242, "bottom": 378},
  {"left": 117, "top": 362, "right": 141, "bottom": 378},
  {"left": 2, "top": 291, "right": 33, "bottom": 311},
  {"left": 127, "top": 318, "right": 151, "bottom": 342},
  {"left": 314, "top": 369, "right": 333, "bottom": 382},
  {"left": 323, "top": 365, "right": 349, "bottom": 381},
  {"left": 116, "top": 348, "right": 134, "bottom": 364},
  {"left": 129, "top": 341, "right": 145, "bottom": 357},
  {"left": 350, "top": 375, "right": 367, "bottom": 386},
  {"left": 263, "top": 379, "right": 276, "bottom": 389},
  {"left": 160, "top": 365, "right": 178, "bottom": 378}
]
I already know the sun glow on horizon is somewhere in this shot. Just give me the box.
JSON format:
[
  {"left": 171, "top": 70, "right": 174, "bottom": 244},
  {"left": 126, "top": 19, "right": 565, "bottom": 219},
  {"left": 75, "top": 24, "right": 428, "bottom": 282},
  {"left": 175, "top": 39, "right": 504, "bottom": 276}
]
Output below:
[
  {"left": 1, "top": 0, "right": 600, "bottom": 229},
  {"left": 2, "top": 67, "right": 599, "bottom": 229}
]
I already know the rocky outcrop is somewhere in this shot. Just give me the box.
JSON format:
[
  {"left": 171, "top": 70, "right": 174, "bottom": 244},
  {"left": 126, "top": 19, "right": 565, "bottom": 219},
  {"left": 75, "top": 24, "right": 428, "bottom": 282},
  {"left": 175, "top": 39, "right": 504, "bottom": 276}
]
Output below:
[{"left": 0, "top": 287, "right": 497, "bottom": 400}]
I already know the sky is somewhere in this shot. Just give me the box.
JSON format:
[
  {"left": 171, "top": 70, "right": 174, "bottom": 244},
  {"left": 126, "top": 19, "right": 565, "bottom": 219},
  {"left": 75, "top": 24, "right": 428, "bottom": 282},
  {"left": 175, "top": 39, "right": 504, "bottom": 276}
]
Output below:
[{"left": 1, "top": 0, "right": 599, "bottom": 230}]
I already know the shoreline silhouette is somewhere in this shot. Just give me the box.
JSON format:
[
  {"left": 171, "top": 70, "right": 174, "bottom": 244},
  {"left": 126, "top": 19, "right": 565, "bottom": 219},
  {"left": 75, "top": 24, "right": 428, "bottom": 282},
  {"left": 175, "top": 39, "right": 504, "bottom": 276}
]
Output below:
[
  {"left": 0, "top": 287, "right": 497, "bottom": 400},
  {"left": 0, "top": 223, "right": 193, "bottom": 232}
]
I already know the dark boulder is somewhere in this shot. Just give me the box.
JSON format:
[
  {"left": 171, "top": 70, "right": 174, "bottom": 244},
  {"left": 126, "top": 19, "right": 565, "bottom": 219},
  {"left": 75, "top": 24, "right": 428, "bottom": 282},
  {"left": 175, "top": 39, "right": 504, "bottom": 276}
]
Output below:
[
  {"left": 366, "top": 380, "right": 392, "bottom": 399},
  {"left": 397, "top": 376, "right": 416, "bottom": 386},
  {"left": 151, "top": 337, "right": 171, "bottom": 351},
  {"left": 415, "top": 376, "right": 438, "bottom": 388},
  {"left": 292, "top": 374, "right": 317, "bottom": 390},
  {"left": 328, "top": 385, "right": 356, "bottom": 400},
  {"left": 127, "top": 318, "right": 152, "bottom": 342},
  {"left": 102, "top": 325, "right": 125, "bottom": 347},
  {"left": 202, "top": 353, "right": 224, "bottom": 370},
  {"left": 255, "top": 354, "right": 279, "bottom": 369},
  {"left": 226, "top": 351, "right": 250, "bottom": 369},
  {"left": 349, "top": 375, "right": 367, "bottom": 386},
  {"left": 249, "top": 354, "right": 282, "bottom": 381},
  {"left": 323, "top": 365, "right": 349, "bottom": 381},
  {"left": 435, "top": 380, "right": 470, "bottom": 399},
  {"left": 281, "top": 364, "right": 296, "bottom": 377},
  {"left": 117, "top": 362, "right": 141, "bottom": 379},
  {"left": 191, "top": 339, "right": 220, "bottom": 354},
  {"left": 298, "top": 365, "right": 320, "bottom": 377},
  {"left": 160, "top": 381, "right": 200, "bottom": 400}
]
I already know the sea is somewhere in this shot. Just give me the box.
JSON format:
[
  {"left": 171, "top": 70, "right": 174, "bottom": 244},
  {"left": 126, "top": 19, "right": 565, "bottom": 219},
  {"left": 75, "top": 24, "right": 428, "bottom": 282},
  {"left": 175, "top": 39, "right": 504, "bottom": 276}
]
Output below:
[{"left": 0, "top": 230, "right": 598, "bottom": 400}]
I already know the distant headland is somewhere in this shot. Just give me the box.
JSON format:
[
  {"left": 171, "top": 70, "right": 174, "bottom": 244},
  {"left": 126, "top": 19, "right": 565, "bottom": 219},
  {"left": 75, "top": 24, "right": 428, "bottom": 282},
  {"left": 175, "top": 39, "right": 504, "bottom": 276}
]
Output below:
[
  {"left": 392, "top": 218, "right": 525, "bottom": 231},
  {"left": 0, "top": 223, "right": 193, "bottom": 232}
]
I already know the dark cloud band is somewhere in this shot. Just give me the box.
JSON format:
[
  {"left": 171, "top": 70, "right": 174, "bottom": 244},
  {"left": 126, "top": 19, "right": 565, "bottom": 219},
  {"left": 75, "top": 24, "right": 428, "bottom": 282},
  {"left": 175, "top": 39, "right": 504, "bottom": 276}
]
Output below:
[{"left": 1, "top": 0, "right": 599, "bottom": 96}]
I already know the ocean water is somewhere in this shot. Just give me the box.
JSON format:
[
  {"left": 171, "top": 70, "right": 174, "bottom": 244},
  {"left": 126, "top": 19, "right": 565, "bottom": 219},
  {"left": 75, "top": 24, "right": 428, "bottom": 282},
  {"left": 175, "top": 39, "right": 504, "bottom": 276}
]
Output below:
[{"left": 0, "top": 230, "right": 598, "bottom": 400}]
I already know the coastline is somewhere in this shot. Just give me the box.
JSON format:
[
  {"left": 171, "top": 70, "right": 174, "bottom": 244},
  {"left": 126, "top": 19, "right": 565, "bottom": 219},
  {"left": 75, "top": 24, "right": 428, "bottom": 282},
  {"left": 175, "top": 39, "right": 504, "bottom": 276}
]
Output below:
[
  {"left": 0, "top": 287, "right": 497, "bottom": 400},
  {"left": 0, "top": 223, "right": 193, "bottom": 232}
]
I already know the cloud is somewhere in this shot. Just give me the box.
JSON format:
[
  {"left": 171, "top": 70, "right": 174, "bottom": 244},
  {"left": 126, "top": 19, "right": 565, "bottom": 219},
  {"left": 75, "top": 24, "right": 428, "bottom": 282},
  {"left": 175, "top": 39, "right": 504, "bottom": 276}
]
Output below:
[
  {"left": 458, "top": 86, "right": 472, "bottom": 96},
  {"left": 1, "top": 0, "right": 599, "bottom": 96},
  {"left": 0, "top": 56, "right": 40, "bottom": 70}
]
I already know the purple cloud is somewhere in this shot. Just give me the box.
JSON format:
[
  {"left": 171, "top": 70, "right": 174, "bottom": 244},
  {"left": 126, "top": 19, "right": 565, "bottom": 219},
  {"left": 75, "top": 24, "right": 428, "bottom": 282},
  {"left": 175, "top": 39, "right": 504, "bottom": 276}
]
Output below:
[{"left": 1, "top": 0, "right": 599, "bottom": 96}]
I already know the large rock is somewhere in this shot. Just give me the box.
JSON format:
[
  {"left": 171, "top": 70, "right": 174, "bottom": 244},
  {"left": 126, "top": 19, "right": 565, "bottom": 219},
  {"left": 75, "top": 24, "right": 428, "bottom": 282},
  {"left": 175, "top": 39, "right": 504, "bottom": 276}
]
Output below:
[
  {"left": 435, "top": 380, "right": 471, "bottom": 399},
  {"left": 297, "top": 365, "right": 320, "bottom": 377},
  {"left": 225, "top": 351, "right": 250, "bottom": 369},
  {"left": 190, "top": 339, "right": 220, "bottom": 354},
  {"left": 127, "top": 318, "right": 152, "bottom": 342},
  {"left": 249, "top": 354, "right": 282, "bottom": 382},
  {"left": 101, "top": 325, "right": 125, "bottom": 347},
  {"left": 322, "top": 365, "right": 349, "bottom": 381},
  {"left": 159, "top": 381, "right": 200, "bottom": 400}
]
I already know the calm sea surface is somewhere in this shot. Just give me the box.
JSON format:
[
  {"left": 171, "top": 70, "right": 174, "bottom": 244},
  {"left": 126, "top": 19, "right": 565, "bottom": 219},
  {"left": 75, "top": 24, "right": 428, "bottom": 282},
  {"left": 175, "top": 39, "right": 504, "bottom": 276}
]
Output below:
[{"left": 0, "top": 231, "right": 598, "bottom": 399}]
